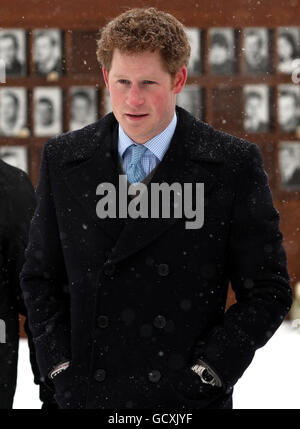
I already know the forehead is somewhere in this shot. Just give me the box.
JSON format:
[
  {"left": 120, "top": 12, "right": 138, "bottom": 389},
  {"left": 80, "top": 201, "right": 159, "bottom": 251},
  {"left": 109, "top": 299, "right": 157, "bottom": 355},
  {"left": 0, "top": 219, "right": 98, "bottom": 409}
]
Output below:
[
  {"left": 0, "top": 36, "right": 15, "bottom": 46},
  {"left": 36, "top": 35, "right": 52, "bottom": 45},
  {"left": 109, "top": 48, "right": 167, "bottom": 75}
]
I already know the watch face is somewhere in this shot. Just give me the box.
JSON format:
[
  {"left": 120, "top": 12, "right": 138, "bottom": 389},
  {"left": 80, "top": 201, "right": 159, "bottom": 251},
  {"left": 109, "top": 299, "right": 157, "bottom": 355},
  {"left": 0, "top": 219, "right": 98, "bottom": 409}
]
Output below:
[{"left": 202, "top": 368, "right": 214, "bottom": 383}]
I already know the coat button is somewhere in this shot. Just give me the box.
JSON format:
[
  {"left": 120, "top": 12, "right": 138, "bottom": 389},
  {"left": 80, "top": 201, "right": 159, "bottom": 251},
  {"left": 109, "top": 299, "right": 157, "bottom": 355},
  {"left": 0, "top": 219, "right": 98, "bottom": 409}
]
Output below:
[
  {"left": 97, "top": 315, "right": 109, "bottom": 328},
  {"left": 103, "top": 261, "right": 116, "bottom": 276},
  {"left": 94, "top": 369, "right": 106, "bottom": 382},
  {"left": 148, "top": 369, "right": 162, "bottom": 383},
  {"left": 157, "top": 263, "right": 169, "bottom": 276},
  {"left": 153, "top": 315, "right": 166, "bottom": 329}
]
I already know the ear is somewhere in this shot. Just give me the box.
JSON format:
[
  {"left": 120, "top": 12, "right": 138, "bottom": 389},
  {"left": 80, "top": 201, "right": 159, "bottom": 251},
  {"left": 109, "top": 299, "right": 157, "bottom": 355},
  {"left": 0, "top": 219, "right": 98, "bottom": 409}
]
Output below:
[
  {"left": 102, "top": 66, "right": 109, "bottom": 90},
  {"left": 172, "top": 66, "right": 188, "bottom": 95}
]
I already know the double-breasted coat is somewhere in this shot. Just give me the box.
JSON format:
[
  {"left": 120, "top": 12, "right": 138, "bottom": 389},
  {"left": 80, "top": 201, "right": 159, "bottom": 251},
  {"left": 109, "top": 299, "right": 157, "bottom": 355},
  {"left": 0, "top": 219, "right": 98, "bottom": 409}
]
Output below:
[{"left": 20, "top": 105, "right": 292, "bottom": 409}]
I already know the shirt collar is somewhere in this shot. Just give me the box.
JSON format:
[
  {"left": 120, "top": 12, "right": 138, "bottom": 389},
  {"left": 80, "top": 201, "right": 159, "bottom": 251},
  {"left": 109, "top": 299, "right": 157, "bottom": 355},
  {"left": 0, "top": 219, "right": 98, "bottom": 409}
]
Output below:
[{"left": 118, "top": 111, "right": 177, "bottom": 161}]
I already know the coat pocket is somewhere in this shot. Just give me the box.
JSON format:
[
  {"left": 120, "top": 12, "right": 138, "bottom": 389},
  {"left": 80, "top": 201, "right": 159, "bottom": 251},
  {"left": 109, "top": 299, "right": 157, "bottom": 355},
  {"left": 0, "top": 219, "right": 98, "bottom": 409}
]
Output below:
[
  {"left": 52, "top": 365, "right": 74, "bottom": 408},
  {"left": 167, "top": 366, "right": 228, "bottom": 409}
]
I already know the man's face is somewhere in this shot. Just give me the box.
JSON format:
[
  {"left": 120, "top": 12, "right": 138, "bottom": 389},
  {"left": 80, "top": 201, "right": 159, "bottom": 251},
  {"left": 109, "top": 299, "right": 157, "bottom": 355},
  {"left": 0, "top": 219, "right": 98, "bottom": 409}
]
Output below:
[
  {"left": 246, "top": 96, "right": 261, "bottom": 120},
  {"left": 280, "top": 148, "right": 297, "bottom": 180},
  {"left": 102, "top": 49, "right": 186, "bottom": 143},
  {"left": 35, "top": 36, "right": 53, "bottom": 63},
  {"left": 37, "top": 101, "right": 53, "bottom": 126},
  {"left": 278, "top": 36, "right": 293, "bottom": 61},
  {"left": 279, "top": 95, "right": 297, "bottom": 126},
  {"left": 72, "top": 96, "right": 90, "bottom": 122},
  {"left": 210, "top": 44, "right": 228, "bottom": 65},
  {"left": 0, "top": 37, "right": 17, "bottom": 66},
  {"left": 2, "top": 94, "right": 18, "bottom": 122},
  {"left": 245, "top": 35, "right": 262, "bottom": 64}
]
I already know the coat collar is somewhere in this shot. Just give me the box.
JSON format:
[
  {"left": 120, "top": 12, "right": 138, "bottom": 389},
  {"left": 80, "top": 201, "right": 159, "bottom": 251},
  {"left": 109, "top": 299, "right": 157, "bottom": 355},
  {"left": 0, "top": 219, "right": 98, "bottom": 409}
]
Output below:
[{"left": 63, "top": 106, "right": 224, "bottom": 264}]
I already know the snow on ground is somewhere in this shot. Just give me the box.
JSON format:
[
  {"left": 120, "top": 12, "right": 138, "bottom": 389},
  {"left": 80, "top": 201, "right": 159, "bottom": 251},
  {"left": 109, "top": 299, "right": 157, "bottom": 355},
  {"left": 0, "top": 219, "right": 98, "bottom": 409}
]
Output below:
[{"left": 13, "top": 321, "right": 300, "bottom": 409}]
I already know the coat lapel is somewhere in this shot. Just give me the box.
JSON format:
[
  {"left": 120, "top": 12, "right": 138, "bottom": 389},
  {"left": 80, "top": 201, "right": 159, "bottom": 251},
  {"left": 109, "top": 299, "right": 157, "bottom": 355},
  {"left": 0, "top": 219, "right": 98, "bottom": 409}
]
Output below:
[
  {"left": 109, "top": 106, "right": 224, "bottom": 264},
  {"left": 63, "top": 106, "right": 224, "bottom": 263},
  {"left": 63, "top": 117, "right": 125, "bottom": 243}
]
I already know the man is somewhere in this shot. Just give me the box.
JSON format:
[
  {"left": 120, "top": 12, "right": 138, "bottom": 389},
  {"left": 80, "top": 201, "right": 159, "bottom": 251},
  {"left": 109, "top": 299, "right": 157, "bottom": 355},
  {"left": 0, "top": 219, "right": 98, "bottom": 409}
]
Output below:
[
  {"left": 0, "top": 91, "right": 22, "bottom": 137},
  {"left": 280, "top": 144, "right": 300, "bottom": 189},
  {"left": 278, "top": 32, "right": 297, "bottom": 74},
  {"left": 0, "top": 157, "right": 59, "bottom": 409},
  {"left": 34, "top": 31, "right": 62, "bottom": 76},
  {"left": 0, "top": 159, "right": 34, "bottom": 408},
  {"left": 0, "top": 33, "right": 24, "bottom": 76},
  {"left": 70, "top": 90, "right": 95, "bottom": 131},
  {"left": 20, "top": 7, "right": 292, "bottom": 409},
  {"left": 244, "top": 90, "right": 269, "bottom": 133},
  {"left": 244, "top": 30, "right": 270, "bottom": 74},
  {"left": 278, "top": 90, "right": 299, "bottom": 132},
  {"left": 209, "top": 32, "right": 234, "bottom": 74}
]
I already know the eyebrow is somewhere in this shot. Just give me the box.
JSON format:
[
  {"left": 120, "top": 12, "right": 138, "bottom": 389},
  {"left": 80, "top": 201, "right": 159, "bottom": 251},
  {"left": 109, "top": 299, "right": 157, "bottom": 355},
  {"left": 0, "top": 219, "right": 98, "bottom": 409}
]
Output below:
[{"left": 112, "top": 75, "right": 157, "bottom": 80}]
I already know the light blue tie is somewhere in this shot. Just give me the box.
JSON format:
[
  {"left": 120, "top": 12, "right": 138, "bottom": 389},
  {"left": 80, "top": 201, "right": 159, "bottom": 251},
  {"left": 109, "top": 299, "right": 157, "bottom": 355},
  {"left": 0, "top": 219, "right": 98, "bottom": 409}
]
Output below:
[{"left": 126, "top": 144, "right": 148, "bottom": 184}]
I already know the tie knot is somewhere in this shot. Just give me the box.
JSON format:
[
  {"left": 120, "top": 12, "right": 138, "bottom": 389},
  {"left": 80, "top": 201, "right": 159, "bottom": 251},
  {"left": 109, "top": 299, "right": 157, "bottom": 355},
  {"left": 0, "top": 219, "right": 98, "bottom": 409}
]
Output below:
[{"left": 129, "top": 144, "right": 148, "bottom": 165}]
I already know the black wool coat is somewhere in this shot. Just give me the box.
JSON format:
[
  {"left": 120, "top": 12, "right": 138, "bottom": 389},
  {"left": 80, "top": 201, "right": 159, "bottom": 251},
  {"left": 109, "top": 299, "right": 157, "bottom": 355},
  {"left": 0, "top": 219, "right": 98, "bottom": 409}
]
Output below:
[
  {"left": 20, "top": 105, "right": 293, "bottom": 409},
  {"left": 0, "top": 160, "right": 35, "bottom": 408}
]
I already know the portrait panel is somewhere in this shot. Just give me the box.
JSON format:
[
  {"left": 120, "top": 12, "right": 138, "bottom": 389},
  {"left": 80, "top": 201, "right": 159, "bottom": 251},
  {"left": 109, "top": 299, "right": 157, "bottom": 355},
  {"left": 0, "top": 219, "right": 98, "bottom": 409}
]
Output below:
[
  {"left": 244, "top": 85, "right": 270, "bottom": 133},
  {"left": 176, "top": 85, "right": 203, "bottom": 119},
  {"left": 33, "top": 29, "right": 63, "bottom": 76},
  {"left": 244, "top": 28, "right": 272, "bottom": 74},
  {"left": 278, "top": 84, "right": 300, "bottom": 133},
  {"left": 0, "top": 145, "right": 28, "bottom": 173},
  {"left": 209, "top": 28, "right": 237, "bottom": 75},
  {"left": 277, "top": 27, "right": 300, "bottom": 74},
  {"left": 184, "top": 27, "right": 202, "bottom": 75},
  {"left": 69, "top": 86, "right": 98, "bottom": 131},
  {"left": 279, "top": 141, "right": 300, "bottom": 190},
  {"left": 0, "top": 87, "right": 28, "bottom": 136},
  {"left": 103, "top": 87, "right": 112, "bottom": 116},
  {"left": 0, "top": 29, "right": 26, "bottom": 77},
  {"left": 33, "top": 87, "right": 63, "bottom": 136}
]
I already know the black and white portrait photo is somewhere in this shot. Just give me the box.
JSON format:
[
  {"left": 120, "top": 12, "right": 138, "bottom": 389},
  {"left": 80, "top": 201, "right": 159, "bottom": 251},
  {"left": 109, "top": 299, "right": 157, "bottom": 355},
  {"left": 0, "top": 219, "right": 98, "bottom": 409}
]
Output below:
[
  {"left": 277, "top": 27, "right": 300, "bottom": 74},
  {"left": 184, "top": 27, "right": 202, "bottom": 75},
  {"left": 176, "top": 85, "right": 203, "bottom": 119},
  {"left": 244, "top": 85, "right": 270, "bottom": 133},
  {"left": 244, "top": 28, "right": 271, "bottom": 74},
  {"left": 278, "top": 85, "right": 300, "bottom": 132},
  {"left": 70, "top": 87, "right": 97, "bottom": 131},
  {"left": 209, "top": 28, "right": 236, "bottom": 74},
  {"left": 0, "top": 145, "right": 28, "bottom": 173},
  {"left": 33, "top": 29, "right": 63, "bottom": 76},
  {"left": 103, "top": 87, "right": 112, "bottom": 116},
  {"left": 0, "top": 87, "right": 27, "bottom": 136},
  {"left": 33, "top": 87, "right": 62, "bottom": 136},
  {"left": 279, "top": 141, "right": 300, "bottom": 190},
  {"left": 0, "top": 29, "right": 26, "bottom": 77}
]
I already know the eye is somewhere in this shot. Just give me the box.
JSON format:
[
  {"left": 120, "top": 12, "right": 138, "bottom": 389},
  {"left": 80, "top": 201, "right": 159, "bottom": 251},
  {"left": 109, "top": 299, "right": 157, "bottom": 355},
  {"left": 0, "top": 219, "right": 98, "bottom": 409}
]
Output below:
[
  {"left": 118, "top": 79, "right": 129, "bottom": 84},
  {"left": 143, "top": 80, "right": 155, "bottom": 85}
]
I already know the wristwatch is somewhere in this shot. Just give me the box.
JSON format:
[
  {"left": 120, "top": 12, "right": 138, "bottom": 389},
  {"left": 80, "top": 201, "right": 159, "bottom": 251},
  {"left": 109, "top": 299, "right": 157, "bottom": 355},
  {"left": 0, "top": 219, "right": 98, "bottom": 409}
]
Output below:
[
  {"left": 48, "top": 360, "right": 70, "bottom": 380},
  {"left": 190, "top": 359, "right": 222, "bottom": 387}
]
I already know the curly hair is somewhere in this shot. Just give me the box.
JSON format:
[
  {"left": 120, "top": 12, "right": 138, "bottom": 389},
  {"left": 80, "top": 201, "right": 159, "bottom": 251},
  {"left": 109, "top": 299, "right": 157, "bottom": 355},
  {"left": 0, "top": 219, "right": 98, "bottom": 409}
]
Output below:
[{"left": 96, "top": 7, "right": 191, "bottom": 78}]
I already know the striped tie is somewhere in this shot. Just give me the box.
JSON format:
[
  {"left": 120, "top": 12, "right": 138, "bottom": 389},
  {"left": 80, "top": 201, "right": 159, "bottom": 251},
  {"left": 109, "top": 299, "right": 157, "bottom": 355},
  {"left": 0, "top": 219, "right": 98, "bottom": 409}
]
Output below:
[{"left": 126, "top": 144, "right": 148, "bottom": 184}]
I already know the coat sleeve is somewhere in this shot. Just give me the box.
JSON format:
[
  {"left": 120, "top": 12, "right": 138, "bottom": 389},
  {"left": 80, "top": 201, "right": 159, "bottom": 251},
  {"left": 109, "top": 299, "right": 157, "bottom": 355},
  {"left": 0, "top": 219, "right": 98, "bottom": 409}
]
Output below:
[
  {"left": 20, "top": 141, "right": 72, "bottom": 380},
  {"left": 7, "top": 172, "right": 36, "bottom": 316},
  {"left": 193, "top": 142, "right": 293, "bottom": 390}
]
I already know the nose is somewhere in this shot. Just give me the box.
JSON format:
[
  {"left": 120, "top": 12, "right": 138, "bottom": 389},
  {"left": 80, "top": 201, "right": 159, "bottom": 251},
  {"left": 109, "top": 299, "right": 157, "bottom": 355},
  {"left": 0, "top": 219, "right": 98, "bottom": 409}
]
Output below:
[{"left": 126, "top": 83, "right": 145, "bottom": 108}]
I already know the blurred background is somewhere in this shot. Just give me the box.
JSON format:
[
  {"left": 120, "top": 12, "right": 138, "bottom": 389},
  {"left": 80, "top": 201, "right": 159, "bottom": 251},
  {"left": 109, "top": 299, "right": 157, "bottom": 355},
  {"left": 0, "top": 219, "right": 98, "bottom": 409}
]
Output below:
[{"left": 0, "top": 0, "right": 300, "bottom": 409}]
